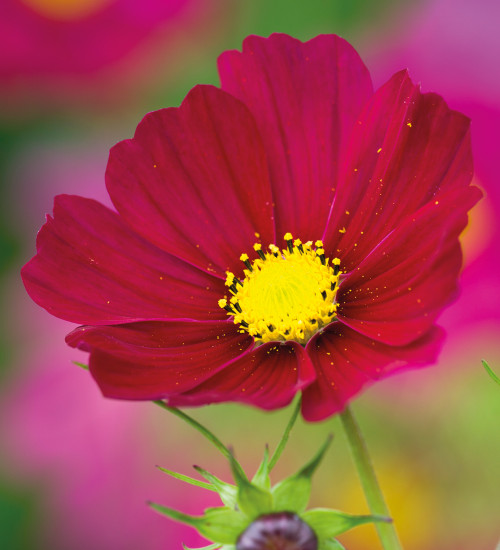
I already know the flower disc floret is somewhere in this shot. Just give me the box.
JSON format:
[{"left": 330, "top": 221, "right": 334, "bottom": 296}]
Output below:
[{"left": 220, "top": 234, "right": 341, "bottom": 345}]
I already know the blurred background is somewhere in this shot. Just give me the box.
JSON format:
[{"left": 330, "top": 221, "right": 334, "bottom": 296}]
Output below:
[{"left": 0, "top": 1, "right": 499, "bottom": 549}]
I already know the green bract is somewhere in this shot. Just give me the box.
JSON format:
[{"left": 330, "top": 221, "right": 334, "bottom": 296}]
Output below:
[{"left": 150, "top": 400, "right": 390, "bottom": 549}]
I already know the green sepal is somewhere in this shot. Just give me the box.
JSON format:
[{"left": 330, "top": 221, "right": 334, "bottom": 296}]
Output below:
[
  {"left": 251, "top": 445, "right": 271, "bottom": 491},
  {"left": 271, "top": 434, "right": 332, "bottom": 513},
  {"left": 482, "top": 360, "right": 500, "bottom": 386},
  {"left": 194, "top": 466, "right": 238, "bottom": 509},
  {"left": 157, "top": 467, "right": 215, "bottom": 492},
  {"left": 229, "top": 452, "right": 273, "bottom": 519},
  {"left": 149, "top": 503, "right": 247, "bottom": 544},
  {"left": 182, "top": 544, "right": 221, "bottom": 550},
  {"left": 154, "top": 402, "right": 248, "bottom": 482},
  {"left": 269, "top": 398, "right": 301, "bottom": 470},
  {"left": 301, "top": 508, "right": 391, "bottom": 539},
  {"left": 73, "top": 361, "right": 89, "bottom": 370},
  {"left": 320, "top": 539, "right": 347, "bottom": 550}
]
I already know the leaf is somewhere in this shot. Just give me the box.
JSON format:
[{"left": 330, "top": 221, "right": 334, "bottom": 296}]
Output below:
[
  {"left": 252, "top": 445, "right": 271, "bottom": 491},
  {"left": 321, "top": 540, "right": 347, "bottom": 550},
  {"left": 157, "top": 466, "right": 215, "bottom": 492},
  {"left": 269, "top": 397, "right": 301, "bottom": 470},
  {"left": 301, "top": 508, "right": 391, "bottom": 539},
  {"left": 229, "top": 452, "right": 273, "bottom": 519},
  {"left": 194, "top": 466, "right": 238, "bottom": 509},
  {"left": 149, "top": 503, "right": 247, "bottom": 544},
  {"left": 271, "top": 434, "right": 332, "bottom": 513},
  {"left": 482, "top": 360, "right": 500, "bottom": 386}
]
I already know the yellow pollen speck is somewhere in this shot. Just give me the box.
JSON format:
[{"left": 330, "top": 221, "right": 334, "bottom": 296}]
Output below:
[
  {"left": 435, "top": 200, "right": 439, "bottom": 205},
  {"left": 254, "top": 232, "right": 260, "bottom": 238},
  {"left": 377, "top": 147, "right": 382, "bottom": 153},
  {"left": 345, "top": 210, "right": 350, "bottom": 215},
  {"left": 407, "top": 122, "right": 412, "bottom": 127},
  {"left": 339, "top": 227, "right": 346, "bottom": 234},
  {"left": 219, "top": 234, "right": 341, "bottom": 345}
]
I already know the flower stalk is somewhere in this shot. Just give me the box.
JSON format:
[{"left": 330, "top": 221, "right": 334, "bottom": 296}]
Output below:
[{"left": 339, "top": 406, "right": 403, "bottom": 550}]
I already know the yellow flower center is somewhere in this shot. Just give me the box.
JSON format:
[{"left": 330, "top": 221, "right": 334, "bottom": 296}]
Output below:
[{"left": 219, "top": 234, "right": 341, "bottom": 345}]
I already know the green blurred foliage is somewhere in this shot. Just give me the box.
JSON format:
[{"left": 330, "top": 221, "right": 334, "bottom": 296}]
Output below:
[{"left": 0, "top": 478, "right": 44, "bottom": 550}]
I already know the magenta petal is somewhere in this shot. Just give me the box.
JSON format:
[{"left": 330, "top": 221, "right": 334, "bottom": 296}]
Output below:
[
  {"left": 218, "top": 33, "right": 373, "bottom": 240},
  {"left": 302, "top": 324, "right": 444, "bottom": 421},
  {"left": 106, "top": 85, "right": 275, "bottom": 276},
  {"left": 167, "top": 341, "right": 316, "bottom": 411},
  {"left": 323, "top": 70, "right": 474, "bottom": 272},
  {"left": 21, "top": 195, "right": 225, "bottom": 325},
  {"left": 66, "top": 321, "right": 253, "bottom": 399},
  {"left": 337, "top": 185, "right": 482, "bottom": 345}
]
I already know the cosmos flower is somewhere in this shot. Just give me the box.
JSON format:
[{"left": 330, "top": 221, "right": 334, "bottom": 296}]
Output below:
[{"left": 22, "top": 34, "right": 481, "bottom": 421}]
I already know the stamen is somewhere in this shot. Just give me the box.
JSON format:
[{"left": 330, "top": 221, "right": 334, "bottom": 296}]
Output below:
[
  {"left": 240, "top": 253, "right": 253, "bottom": 272},
  {"left": 219, "top": 234, "right": 341, "bottom": 345},
  {"left": 316, "top": 248, "right": 326, "bottom": 265},
  {"left": 293, "top": 238, "right": 304, "bottom": 253},
  {"left": 284, "top": 232, "right": 294, "bottom": 253},
  {"left": 218, "top": 299, "right": 235, "bottom": 314},
  {"left": 333, "top": 257, "right": 341, "bottom": 276},
  {"left": 253, "top": 243, "right": 266, "bottom": 261},
  {"left": 269, "top": 244, "right": 280, "bottom": 257}
]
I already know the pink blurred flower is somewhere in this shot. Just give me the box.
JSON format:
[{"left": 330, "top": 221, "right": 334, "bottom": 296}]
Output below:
[{"left": 0, "top": 0, "right": 214, "bottom": 110}]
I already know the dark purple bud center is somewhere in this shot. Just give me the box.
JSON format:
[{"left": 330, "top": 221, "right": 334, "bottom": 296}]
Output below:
[{"left": 236, "top": 511, "right": 318, "bottom": 550}]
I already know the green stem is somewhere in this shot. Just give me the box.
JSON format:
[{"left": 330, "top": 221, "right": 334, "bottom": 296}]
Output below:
[
  {"left": 339, "top": 405, "right": 403, "bottom": 550},
  {"left": 153, "top": 400, "right": 248, "bottom": 480}
]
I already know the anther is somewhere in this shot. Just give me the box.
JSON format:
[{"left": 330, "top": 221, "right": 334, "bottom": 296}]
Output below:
[
  {"left": 269, "top": 244, "right": 280, "bottom": 257},
  {"left": 240, "top": 253, "right": 253, "bottom": 272},
  {"left": 284, "top": 232, "right": 294, "bottom": 253},
  {"left": 333, "top": 258, "right": 341, "bottom": 276},
  {"left": 225, "top": 272, "right": 235, "bottom": 287},
  {"left": 316, "top": 248, "right": 326, "bottom": 265},
  {"left": 253, "top": 243, "right": 266, "bottom": 261},
  {"left": 293, "top": 238, "right": 304, "bottom": 253},
  {"left": 218, "top": 299, "right": 235, "bottom": 314}
]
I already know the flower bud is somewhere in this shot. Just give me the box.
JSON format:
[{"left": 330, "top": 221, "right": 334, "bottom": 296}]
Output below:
[{"left": 236, "top": 511, "right": 318, "bottom": 550}]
